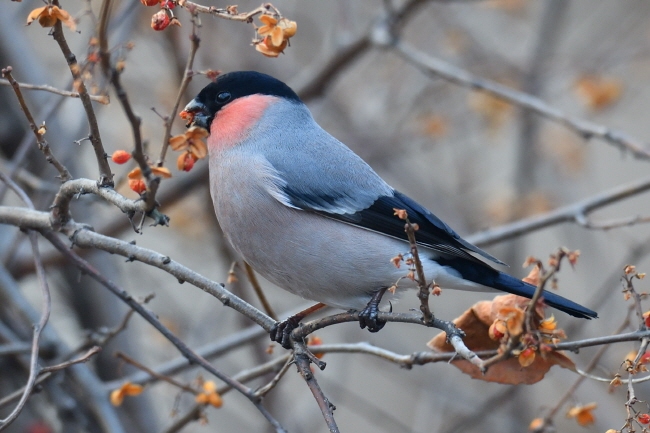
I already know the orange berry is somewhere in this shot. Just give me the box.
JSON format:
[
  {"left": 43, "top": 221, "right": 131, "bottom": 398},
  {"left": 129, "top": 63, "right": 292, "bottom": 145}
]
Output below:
[
  {"left": 177, "top": 152, "right": 196, "bottom": 172},
  {"left": 111, "top": 150, "right": 131, "bottom": 164},
  {"left": 151, "top": 10, "right": 169, "bottom": 31},
  {"left": 128, "top": 178, "right": 146, "bottom": 194},
  {"left": 140, "top": 0, "right": 160, "bottom": 5},
  {"left": 638, "top": 414, "right": 650, "bottom": 424},
  {"left": 518, "top": 347, "right": 536, "bottom": 367}
]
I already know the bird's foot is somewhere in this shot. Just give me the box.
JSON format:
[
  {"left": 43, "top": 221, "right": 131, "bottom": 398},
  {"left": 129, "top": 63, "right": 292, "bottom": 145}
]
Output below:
[
  {"left": 270, "top": 303, "right": 327, "bottom": 349},
  {"left": 358, "top": 288, "right": 388, "bottom": 332},
  {"left": 270, "top": 316, "right": 301, "bottom": 350}
]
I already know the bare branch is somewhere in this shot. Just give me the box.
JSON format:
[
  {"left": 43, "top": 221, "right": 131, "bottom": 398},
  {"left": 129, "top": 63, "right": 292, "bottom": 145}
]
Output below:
[
  {"left": 392, "top": 40, "right": 650, "bottom": 161},
  {"left": 468, "top": 176, "right": 650, "bottom": 247},
  {"left": 1, "top": 67, "right": 72, "bottom": 182},
  {"left": 41, "top": 346, "right": 102, "bottom": 374},
  {"left": 98, "top": 0, "right": 164, "bottom": 213},
  {"left": 158, "top": 16, "right": 200, "bottom": 166},
  {"left": 292, "top": 341, "right": 339, "bottom": 433},
  {"left": 179, "top": 2, "right": 278, "bottom": 22},
  {"left": 50, "top": 9, "right": 114, "bottom": 187},
  {"left": 41, "top": 230, "right": 287, "bottom": 432},
  {"left": 0, "top": 231, "right": 51, "bottom": 429},
  {"left": 0, "top": 78, "right": 109, "bottom": 104}
]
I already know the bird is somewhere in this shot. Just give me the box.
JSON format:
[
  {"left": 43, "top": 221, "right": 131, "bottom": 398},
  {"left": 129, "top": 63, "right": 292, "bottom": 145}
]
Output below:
[{"left": 181, "top": 71, "right": 597, "bottom": 346}]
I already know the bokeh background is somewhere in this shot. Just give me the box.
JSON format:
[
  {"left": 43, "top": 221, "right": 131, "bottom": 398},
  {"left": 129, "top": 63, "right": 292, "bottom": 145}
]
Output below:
[{"left": 2, "top": 0, "right": 650, "bottom": 432}]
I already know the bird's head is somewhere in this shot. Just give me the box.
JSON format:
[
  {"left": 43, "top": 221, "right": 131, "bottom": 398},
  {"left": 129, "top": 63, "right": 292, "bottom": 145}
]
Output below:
[{"left": 181, "top": 71, "right": 301, "bottom": 132}]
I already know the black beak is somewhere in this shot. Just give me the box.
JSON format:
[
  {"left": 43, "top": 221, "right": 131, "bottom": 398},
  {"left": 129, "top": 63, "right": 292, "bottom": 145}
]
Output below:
[{"left": 183, "top": 98, "right": 211, "bottom": 130}]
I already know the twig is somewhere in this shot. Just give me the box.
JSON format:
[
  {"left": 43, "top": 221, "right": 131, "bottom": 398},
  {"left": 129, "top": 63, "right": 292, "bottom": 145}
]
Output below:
[
  {"left": 468, "top": 175, "right": 650, "bottom": 247},
  {"left": 1, "top": 67, "right": 71, "bottom": 182},
  {"left": 162, "top": 404, "right": 203, "bottom": 433},
  {"left": 0, "top": 346, "right": 100, "bottom": 410},
  {"left": 244, "top": 261, "right": 277, "bottom": 320},
  {"left": 0, "top": 343, "right": 32, "bottom": 357},
  {"left": 293, "top": 341, "right": 339, "bottom": 433},
  {"left": 403, "top": 217, "right": 434, "bottom": 324},
  {"left": 0, "top": 78, "right": 109, "bottom": 104},
  {"left": 179, "top": 2, "right": 279, "bottom": 22},
  {"left": 49, "top": 178, "right": 169, "bottom": 228},
  {"left": 97, "top": 0, "right": 160, "bottom": 212},
  {"left": 253, "top": 355, "right": 293, "bottom": 398},
  {"left": 114, "top": 352, "right": 196, "bottom": 394},
  {"left": 540, "top": 317, "right": 630, "bottom": 430},
  {"left": 41, "top": 231, "right": 287, "bottom": 433},
  {"left": 50, "top": 11, "right": 113, "bottom": 187},
  {"left": 105, "top": 321, "right": 269, "bottom": 388},
  {"left": 294, "top": 0, "right": 428, "bottom": 101},
  {"left": 392, "top": 39, "right": 650, "bottom": 161},
  {"left": 158, "top": 15, "right": 200, "bottom": 166},
  {"left": 41, "top": 346, "right": 101, "bottom": 374},
  {"left": 0, "top": 206, "right": 272, "bottom": 330},
  {"left": 0, "top": 174, "right": 53, "bottom": 428},
  {"left": 577, "top": 214, "right": 650, "bottom": 230},
  {"left": 0, "top": 230, "right": 51, "bottom": 430}
]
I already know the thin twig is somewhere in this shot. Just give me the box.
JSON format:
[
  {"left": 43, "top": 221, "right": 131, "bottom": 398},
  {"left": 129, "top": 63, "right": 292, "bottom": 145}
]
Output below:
[
  {"left": 180, "top": 2, "right": 278, "bottom": 22},
  {"left": 244, "top": 261, "right": 277, "bottom": 320},
  {"left": 0, "top": 78, "right": 109, "bottom": 104},
  {"left": 41, "top": 346, "right": 102, "bottom": 374},
  {"left": 49, "top": 177, "right": 169, "bottom": 229},
  {"left": 41, "top": 231, "right": 287, "bottom": 433},
  {"left": 162, "top": 404, "right": 203, "bottom": 433},
  {"left": 468, "top": 175, "right": 650, "bottom": 247},
  {"left": 114, "top": 352, "right": 197, "bottom": 394},
  {"left": 97, "top": 0, "right": 160, "bottom": 212},
  {"left": 0, "top": 231, "right": 51, "bottom": 429},
  {"left": 50, "top": 8, "right": 113, "bottom": 187},
  {"left": 293, "top": 341, "right": 339, "bottom": 433},
  {"left": 1, "top": 67, "right": 71, "bottom": 182},
  {"left": 158, "top": 15, "right": 200, "bottom": 166},
  {"left": 392, "top": 39, "right": 650, "bottom": 160},
  {"left": 541, "top": 317, "right": 630, "bottom": 429},
  {"left": 0, "top": 347, "right": 101, "bottom": 410},
  {"left": 403, "top": 217, "right": 434, "bottom": 323},
  {"left": 254, "top": 355, "right": 293, "bottom": 398}
]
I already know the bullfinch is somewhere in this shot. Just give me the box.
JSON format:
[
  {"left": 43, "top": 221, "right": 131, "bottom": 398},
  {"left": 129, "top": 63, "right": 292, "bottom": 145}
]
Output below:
[{"left": 182, "top": 71, "right": 597, "bottom": 345}]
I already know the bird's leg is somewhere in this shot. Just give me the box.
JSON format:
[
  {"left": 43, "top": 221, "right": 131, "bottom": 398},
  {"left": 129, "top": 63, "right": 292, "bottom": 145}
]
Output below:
[
  {"left": 358, "top": 287, "right": 388, "bottom": 332},
  {"left": 270, "top": 302, "right": 326, "bottom": 349}
]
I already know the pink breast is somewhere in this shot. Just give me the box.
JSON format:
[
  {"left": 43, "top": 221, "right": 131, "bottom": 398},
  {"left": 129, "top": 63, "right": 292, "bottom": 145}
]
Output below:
[{"left": 208, "top": 94, "right": 276, "bottom": 152}]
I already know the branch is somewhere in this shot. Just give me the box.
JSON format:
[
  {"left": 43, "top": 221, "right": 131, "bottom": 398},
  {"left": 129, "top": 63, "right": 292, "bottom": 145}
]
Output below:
[
  {"left": 468, "top": 175, "right": 650, "bottom": 247},
  {"left": 391, "top": 39, "right": 650, "bottom": 161},
  {"left": 0, "top": 78, "right": 109, "bottom": 104},
  {"left": 49, "top": 178, "right": 168, "bottom": 228},
  {"left": 179, "top": 2, "right": 278, "bottom": 22},
  {"left": 0, "top": 206, "right": 274, "bottom": 331},
  {"left": 98, "top": 0, "right": 163, "bottom": 212},
  {"left": 41, "top": 230, "right": 286, "bottom": 433},
  {"left": 158, "top": 16, "right": 200, "bottom": 166},
  {"left": 1, "top": 67, "right": 71, "bottom": 182},
  {"left": 50, "top": 11, "right": 114, "bottom": 187},
  {"left": 0, "top": 231, "right": 51, "bottom": 429},
  {"left": 292, "top": 341, "right": 339, "bottom": 433}
]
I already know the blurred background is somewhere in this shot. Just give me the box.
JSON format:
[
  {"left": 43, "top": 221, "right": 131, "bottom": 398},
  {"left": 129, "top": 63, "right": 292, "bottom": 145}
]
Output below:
[{"left": 2, "top": 0, "right": 650, "bottom": 432}]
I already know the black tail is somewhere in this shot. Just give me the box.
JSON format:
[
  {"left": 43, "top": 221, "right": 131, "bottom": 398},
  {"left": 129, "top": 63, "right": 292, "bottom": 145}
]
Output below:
[
  {"left": 493, "top": 272, "right": 597, "bottom": 319},
  {"left": 435, "top": 256, "right": 598, "bottom": 319}
]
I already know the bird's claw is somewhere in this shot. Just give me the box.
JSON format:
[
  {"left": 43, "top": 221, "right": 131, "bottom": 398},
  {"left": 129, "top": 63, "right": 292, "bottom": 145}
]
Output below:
[
  {"left": 358, "top": 303, "right": 386, "bottom": 332},
  {"left": 358, "top": 287, "right": 388, "bottom": 332},
  {"left": 270, "top": 316, "right": 301, "bottom": 349}
]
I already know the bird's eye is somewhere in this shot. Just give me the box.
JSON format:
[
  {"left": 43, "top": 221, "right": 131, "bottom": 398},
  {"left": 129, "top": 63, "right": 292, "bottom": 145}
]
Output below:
[{"left": 217, "top": 92, "right": 231, "bottom": 103}]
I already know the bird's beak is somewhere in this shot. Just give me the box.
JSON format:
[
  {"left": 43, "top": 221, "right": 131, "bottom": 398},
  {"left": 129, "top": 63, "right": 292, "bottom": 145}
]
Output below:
[{"left": 181, "top": 99, "right": 211, "bottom": 130}]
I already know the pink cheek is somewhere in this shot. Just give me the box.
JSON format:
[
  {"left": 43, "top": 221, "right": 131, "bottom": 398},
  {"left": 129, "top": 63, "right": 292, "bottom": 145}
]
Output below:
[{"left": 208, "top": 95, "right": 275, "bottom": 152}]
